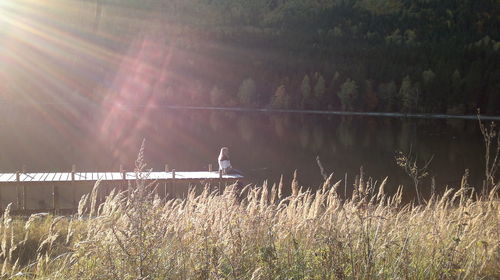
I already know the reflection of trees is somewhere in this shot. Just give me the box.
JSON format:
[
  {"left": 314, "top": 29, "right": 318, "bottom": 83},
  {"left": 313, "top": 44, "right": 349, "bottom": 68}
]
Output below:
[
  {"left": 209, "top": 112, "right": 222, "bottom": 132},
  {"left": 448, "top": 140, "right": 458, "bottom": 164},
  {"left": 376, "top": 126, "right": 395, "bottom": 153},
  {"left": 362, "top": 131, "right": 372, "bottom": 148},
  {"left": 299, "top": 125, "right": 310, "bottom": 148},
  {"left": 237, "top": 116, "right": 255, "bottom": 142},
  {"left": 338, "top": 117, "right": 353, "bottom": 147},
  {"left": 270, "top": 115, "right": 286, "bottom": 138},
  {"left": 446, "top": 119, "right": 465, "bottom": 131},
  {"left": 330, "top": 141, "right": 338, "bottom": 153},
  {"left": 398, "top": 120, "right": 416, "bottom": 151},
  {"left": 362, "top": 118, "right": 378, "bottom": 148},
  {"left": 224, "top": 111, "right": 237, "bottom": 120},
  {"left": 312, "top": 124, "right": 324, "bottom": 151}
]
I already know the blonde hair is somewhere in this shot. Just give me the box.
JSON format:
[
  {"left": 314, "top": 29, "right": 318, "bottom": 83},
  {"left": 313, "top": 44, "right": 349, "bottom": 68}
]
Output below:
[{"left": 218, "top": 147, "right": 229, "bottom": 160}]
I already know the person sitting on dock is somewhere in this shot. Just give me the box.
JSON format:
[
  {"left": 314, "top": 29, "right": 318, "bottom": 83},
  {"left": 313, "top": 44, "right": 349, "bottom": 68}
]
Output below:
[
  {"left": 218, "top": 147, "right": 233, "bottom": 174},
  {"left": 218, "top": 147, "right": 245, "bottom": 177}
]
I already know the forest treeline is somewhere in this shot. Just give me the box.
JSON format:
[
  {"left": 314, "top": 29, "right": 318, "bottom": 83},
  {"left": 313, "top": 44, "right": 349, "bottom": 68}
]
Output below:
[{"left": 1, "top": 0, "right": 499, "bottom": 114}]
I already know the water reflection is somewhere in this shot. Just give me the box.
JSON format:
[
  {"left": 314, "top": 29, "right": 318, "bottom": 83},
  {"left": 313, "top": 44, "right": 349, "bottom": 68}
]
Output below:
[
  {"left": 0, "top": 106, "right": 492, "bottom": 199},
  {"left": 311, "top": 124, "right": 324, "bottom": 152},
  {"left": 237, "top": 116, "right": 255, "bottom": 142},
  {"left": 270, "top": 115, "right": 286, "bottom": 139},
  {"left": 337, "top": 117, "right": 354, "bottom": 148}
]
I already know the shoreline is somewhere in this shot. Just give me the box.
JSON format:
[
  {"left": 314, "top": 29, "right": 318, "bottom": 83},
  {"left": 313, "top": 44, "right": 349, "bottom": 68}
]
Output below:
[
  {"left": 2, "top": 102, "right": 500, "bottom": 120},
  {"left": 162, "top": 106, "right": 500, "bottom": 120}
]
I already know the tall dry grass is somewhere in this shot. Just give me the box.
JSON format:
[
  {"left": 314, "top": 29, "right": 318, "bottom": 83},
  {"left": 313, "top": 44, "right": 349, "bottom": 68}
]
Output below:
[{"left": 0, "top": 166, "right": 498, "bottom": 280}]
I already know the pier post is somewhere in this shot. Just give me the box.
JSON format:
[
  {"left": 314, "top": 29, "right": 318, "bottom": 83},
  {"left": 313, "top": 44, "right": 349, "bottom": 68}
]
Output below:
[
  {"left": 16, "top": 171, "right": 21, "bottom": 210},
  {"left": 164, "top": 164, "right": 169, "bottom": 198},
  {"left": 52, "top": 185, "right": 59, "bottom": 215},
  {"left": 71, "top": 165, "right": 76, "bottom": 210},
  {"left": 120, "top": 165, "right": 126, "bottom": 192},
  {"left": 171, "top": 169, "right": 176, "bottom": 197},
  {"left": 219, "top": 169, "right": 223, "bottom": 190},
  {"left": 121, "top": 168, "right": 127, "bottom": 193},
  {"left": 22, "top": 167, "right": 27, "bottom": 211},
  {"left": 208, "top": 164, "right": 213, "bottom": 187}
]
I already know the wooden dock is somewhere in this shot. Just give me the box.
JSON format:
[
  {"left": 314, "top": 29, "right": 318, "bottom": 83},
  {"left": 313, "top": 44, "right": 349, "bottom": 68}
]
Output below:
[{"left": 0, "top": 169, "right": 243, "bottom": 215}]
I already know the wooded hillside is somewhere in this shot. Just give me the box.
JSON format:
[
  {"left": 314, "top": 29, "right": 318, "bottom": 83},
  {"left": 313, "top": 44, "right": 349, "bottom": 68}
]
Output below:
[{"left": 1, "top": 0, "right": 499, "bottom": 114}]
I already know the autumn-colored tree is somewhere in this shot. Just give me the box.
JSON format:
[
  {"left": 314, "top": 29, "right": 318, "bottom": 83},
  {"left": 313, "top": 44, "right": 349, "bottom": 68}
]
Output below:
[
  {"left": 271, "top": 85, "right": 289, "bottom": 109},
  {"left": 338, "top": 78, "right": 358, "bottom": 111},
  {"left": 399, "top": 76, "right": 419, "bottom": 113}
]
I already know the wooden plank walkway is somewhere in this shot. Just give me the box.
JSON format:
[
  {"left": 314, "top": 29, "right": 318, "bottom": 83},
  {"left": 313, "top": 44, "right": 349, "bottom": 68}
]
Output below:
[
  {"left": 0, "top": 170, "right": 243, "bottom": 215},
  {"left": 0, "top": 171, "right": 243, "bottom": 183}
]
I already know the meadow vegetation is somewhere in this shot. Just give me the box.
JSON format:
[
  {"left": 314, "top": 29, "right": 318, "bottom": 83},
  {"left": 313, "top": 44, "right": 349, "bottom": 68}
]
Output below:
[{"left": 0, "top": 165, "right": 498, "bottom": 279}]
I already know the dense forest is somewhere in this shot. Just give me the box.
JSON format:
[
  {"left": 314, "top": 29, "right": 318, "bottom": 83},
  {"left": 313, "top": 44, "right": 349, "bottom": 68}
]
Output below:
[{"left": 1, "top": 0, "right": 499, "bottom": 114}]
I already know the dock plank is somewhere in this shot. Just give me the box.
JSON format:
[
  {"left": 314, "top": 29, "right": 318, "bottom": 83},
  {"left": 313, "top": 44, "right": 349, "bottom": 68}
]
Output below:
[
  {"left": 62, "top": 173, "right": 69, "bottom": 181},
  {"left": 112, "top": 172, "right": 123, "bottom": 180},
  {"left": 125, "top": 172, "right": 135, "bottom": 180},
  {"left": 6, "top": 173, "right": 16, "bottom": 182},
  {"left": 75, "top": 172, "right": 86, "bottom": 180},
  {"left": 148, "top": 172, "right": 160, "bottom": 180},
  {"left": 108, "top": 173, "right": 118, "bottom": 180},
  {"left": 54, "top": 173, "right": 62, "bottom": 181},
  {"left": 0, "top": 173, "right": 8, "bottom": 182},
  {"left": 48, "top": 173, "right": 58, "bottom": 181},
  {"left": 39, "top": 173, "right": 48, "bottom": 182},
  {"left": 32, "top": 173, "right": 45, "bottom": 182},
  {"left": 20, "top": 173, "right": 32, "bottom": 182},
  {"left": 27, "top": 173, "right": 37, "bottom": 182}
]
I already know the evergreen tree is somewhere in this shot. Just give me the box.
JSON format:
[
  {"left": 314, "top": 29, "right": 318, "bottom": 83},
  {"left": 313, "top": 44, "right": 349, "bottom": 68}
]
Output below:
[
  {"left": 363, "top": 80, "right": 378, "bottom": 111},
  {"left": 399, "top": 76, "right": 419, "bottom": 113},
  {"left": 300, "top": 74, "right": 311, "bottom": 108},
  {"left": 447, "top": 70, "right": 465, "bottom": 114},
  {"left": 313, "top": 74, "right": 326, "bottom": 107},
  {"left": 422, "top": 69, "right": 436, "bottom": 86},
  {"left": 378, "top": 81, "right": 397, "bottom": 111}
]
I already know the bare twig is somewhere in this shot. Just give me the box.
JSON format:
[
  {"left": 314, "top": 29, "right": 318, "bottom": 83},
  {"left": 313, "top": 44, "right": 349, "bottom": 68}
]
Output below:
[
  {"left": 477, "top": 110, "right": 499, "bottom": 191},
  {"left": 395, "top": 146, "right": 434, "bottom": 204},
  {"left": 316, "top": 155, "right": 328, "bottom": 181}
]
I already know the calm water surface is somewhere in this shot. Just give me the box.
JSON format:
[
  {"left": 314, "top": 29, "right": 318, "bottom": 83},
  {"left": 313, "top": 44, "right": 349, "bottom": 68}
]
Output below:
[{"left": 0, "top": 105, "right": 492, "bottom": 200}]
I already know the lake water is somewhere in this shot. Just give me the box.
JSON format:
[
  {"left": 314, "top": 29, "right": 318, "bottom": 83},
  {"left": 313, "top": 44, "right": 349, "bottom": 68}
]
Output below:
[{"left": 0, "top": 104, "right": 493, "bottom": 201}]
